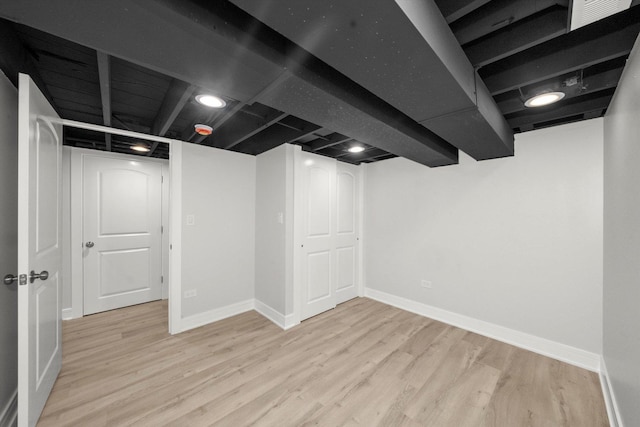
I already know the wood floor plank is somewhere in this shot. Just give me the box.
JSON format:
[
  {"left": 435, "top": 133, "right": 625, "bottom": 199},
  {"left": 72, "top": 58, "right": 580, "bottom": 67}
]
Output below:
[{"left": 37, "top": 298, "right": 609, "bottom": 427}]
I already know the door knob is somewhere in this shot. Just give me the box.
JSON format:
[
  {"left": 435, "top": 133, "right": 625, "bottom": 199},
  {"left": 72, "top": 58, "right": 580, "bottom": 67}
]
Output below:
[
  {"left": 3, "top": 274, "right": 17, "bottom": 285},
  {"left": 85, "top": 241, "right": 95, "bottom": 248},
  {"left": 29, "top": 270, "right": 49, "bottom": 284}
]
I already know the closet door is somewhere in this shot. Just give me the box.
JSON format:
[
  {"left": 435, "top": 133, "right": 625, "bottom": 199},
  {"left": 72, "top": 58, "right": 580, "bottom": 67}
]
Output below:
[
  {"left": 300, "top": 153, "right": 337, "bottom": 320},
  {"left": 335, "top": 162, "right": 359, "bottom": 304}
]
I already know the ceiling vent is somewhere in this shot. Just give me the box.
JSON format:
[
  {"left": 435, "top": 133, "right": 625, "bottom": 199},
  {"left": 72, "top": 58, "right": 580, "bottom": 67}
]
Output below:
[{"left": 571, "top": 0, "right": 633, "bottom": 30}]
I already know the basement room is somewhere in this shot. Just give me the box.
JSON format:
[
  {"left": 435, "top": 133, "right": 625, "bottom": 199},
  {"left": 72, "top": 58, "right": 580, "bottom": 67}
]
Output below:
[{"left": 0, "top": 0, "right": 639, "bottom": 426}]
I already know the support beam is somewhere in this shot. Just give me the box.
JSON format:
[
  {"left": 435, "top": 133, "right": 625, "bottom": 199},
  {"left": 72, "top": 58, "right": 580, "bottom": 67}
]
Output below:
[
  {"left": 148, "top": 79, "right": 195, "bottom": 155},
  {"left": 96, "top": 51, "right": 112, "bottom": 151},
  {"left": 480, "top": 6, "right": 640, "bottom": 95}
]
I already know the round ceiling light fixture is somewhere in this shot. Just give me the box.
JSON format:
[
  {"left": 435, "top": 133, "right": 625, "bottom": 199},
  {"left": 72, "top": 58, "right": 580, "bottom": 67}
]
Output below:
[
  {"left": 347, "top": 145, "right": 366, "bottom": 153},
  {"left": 194, "top": 124, "right": 213, "bottom": 136},
  {"left": 195, "top": 94, "right": 226, "bottom": 108},
  {"left": 131, "top": 143, "right": 150, "bottom": 153},
  {"left": 524, "top": 91, "right": 565, "bottom": 108}
]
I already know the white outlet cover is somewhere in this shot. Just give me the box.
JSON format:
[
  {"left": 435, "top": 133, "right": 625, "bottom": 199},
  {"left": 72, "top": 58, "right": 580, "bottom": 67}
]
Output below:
[{"left": 186, "top": 214, "right": 195, "bottom": 226}]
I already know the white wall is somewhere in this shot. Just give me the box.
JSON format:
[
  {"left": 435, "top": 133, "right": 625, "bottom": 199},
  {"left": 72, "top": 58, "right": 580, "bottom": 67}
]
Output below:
[
  {"left": 180, "top": 143, "right": 256, "bottom": 318},
  {"left": 603, "top": 36, "right": 640, "bottom": 426},
  {"left": 364, "top": 119, "right": 603, "bottom": 356},
  {"left": 255, "top": 144, "right": 288, "bottom": 314},
  {"left": 0, "top": 72, "right": 18, "bottom": 426}
]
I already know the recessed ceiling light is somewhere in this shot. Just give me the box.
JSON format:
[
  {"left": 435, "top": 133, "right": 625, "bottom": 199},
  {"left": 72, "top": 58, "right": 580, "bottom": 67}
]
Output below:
[
  {"left": 348, "top": 145, "right": 366, "bottom": 153},
  {"left": 131, "top": 143, "right": 150, "bottom": 153},
  {"left": 195, "top": 94, "right": 226, "bottom": 108},
  {"left": 524, "top": 91, "right": 565, "bottom": 108},
  {"left": 194, "top": 124, "right": 213, "bottom": 136}
]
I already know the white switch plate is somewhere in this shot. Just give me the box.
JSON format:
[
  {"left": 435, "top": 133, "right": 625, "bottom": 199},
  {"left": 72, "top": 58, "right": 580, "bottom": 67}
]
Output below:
[
  {"left": 421, "top": 280, "right": 432, "bottom": 289},
  {"left": 186, "top": 214, "right": 195, "bottom": 226},
  {"left": 184, "top": 289, "right": 197, "bottom": 298}
]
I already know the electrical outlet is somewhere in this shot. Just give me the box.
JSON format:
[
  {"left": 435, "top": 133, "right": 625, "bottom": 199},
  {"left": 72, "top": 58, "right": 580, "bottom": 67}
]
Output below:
[
  {"left": 184, "top": 289, "right": 197, "bottom": 298},
  {"left": 421, "top": 280, "right": 432, "bottom": 289},
  {"left": 186, "top": 214, "right": 195, "bottom": 226}
]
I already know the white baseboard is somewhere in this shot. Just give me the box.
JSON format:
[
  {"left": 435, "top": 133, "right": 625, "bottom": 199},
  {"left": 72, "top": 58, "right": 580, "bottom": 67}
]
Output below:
[
  {"left": 61, "top": 307, "right": 74, "bottom": 320},
  {"left": 0, "top": 388, "right": 17, "bottom": 427},
  {"left": 600, "top": 356, "right": 624, "bottom": 427},
  {"left": 179, "top": 299, "right": 255, "bottom": 333},
  {"left": 254, "top": 299, "right": 298, "bottom": 330},
  {"left": 364, "top": 287, "right": 601, "bottom": 372}
]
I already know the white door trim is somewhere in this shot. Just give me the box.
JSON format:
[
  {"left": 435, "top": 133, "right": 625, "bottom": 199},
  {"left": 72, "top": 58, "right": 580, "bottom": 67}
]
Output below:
[
  {"left": 67, "top": 147, "right": 169, "bottom": 319},
  {"left": 168, "top": 141, "right": 182, "bottom": 334}
]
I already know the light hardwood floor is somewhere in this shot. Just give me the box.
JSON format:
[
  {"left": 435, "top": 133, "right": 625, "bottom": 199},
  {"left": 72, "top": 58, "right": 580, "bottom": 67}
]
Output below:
[{"left": 38, "top": 298, "right": 608, "bottom": 426}]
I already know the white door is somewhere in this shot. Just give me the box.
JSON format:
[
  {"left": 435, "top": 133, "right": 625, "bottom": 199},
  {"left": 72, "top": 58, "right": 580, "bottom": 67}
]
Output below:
[
  {"left": 300, "top": 153, "right": 337, "bottom": 320},
  {"left": 17, "top": 74, "right": 62, "bottom": 427},
  {"left": 335, "top": 162, "right": 360, "bottom": 304},
  {"left": 82, "top": 155, "right": 162, "bottom": 315}
]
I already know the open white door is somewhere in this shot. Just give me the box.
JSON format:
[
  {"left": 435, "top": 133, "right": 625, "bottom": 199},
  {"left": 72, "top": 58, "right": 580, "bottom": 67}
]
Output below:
[{"left": 17, "top": 74, "right": 62, "bottom": 427}]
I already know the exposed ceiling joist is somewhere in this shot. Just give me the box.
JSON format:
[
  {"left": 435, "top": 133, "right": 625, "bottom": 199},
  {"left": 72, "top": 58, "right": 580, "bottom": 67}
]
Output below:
[
  {"left": 464, "top": 7, "right": 568, "bottom": 68},
  {"left": 435, "top": 0, "right": 492, "bottom": 24},
  {"left": 233, "top": 119, "right": 321, "bottom": 155},
  {"left": 305, "top": 133, "right": 353, "bottom": 151},
  {"left": 451, "top": 0, "right": 567, "bottom": 45},
  {"left": 148, "top": 79, "right": 195, "bottom": 155},
  {"left": 0, "top": 20, "right": 57, "bottom": 110},
  {"left": 481, "top": 6, "right": 640, "bottom": 95},
  {"left": 96, "top": 51, "right": 112, "bottom": 151}
]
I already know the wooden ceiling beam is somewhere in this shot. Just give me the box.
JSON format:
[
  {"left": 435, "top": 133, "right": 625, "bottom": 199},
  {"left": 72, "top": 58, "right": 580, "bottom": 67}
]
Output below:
[
  {"left": 480, "top": 6, "right": 640, "bottom": 95},
  {"left": 464, "top": 7, "right": 568, "bottom": 68},
  {"left": 148, "top": 79, "right": 196, "bottom": 155},
  {"left": 0, "top": 20, "right": 57, "bottom": 110},
  {"left": 96, "top": 51, "right": 112, "bottom": 151},
  {"left": 304, "top": 133, "right": 353, "bottom": 151},
  {"left": 434, "top": 0, "right": 492, "bottom": 24}
]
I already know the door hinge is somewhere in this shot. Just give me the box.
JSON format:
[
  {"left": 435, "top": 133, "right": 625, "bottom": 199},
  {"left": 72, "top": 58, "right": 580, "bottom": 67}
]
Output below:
[
  {"left": 161, "top": 225, "right": 164, "bottom": 234},
  {"left": 161, "top": 275, "right": 164, "bottom": 284},
  {"left": 161, "top": 176, "right": 164, "bottom": 183}
]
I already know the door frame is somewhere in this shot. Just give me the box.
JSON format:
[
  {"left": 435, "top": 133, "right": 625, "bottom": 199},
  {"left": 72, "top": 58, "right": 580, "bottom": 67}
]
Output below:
[{"left": 66, "top": 147, "right": 170, "bottom": 319}]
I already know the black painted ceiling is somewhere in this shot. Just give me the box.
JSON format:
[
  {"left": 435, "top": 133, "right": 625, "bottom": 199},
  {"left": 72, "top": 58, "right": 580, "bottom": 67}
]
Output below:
[{"left": 0, "top": 0, "right": 638, "bottom": 165}]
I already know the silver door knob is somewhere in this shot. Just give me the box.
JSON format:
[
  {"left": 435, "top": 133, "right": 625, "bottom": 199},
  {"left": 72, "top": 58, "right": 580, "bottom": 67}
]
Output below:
[
  {"left": 85, "top": 241, "right": 95, "bottom": 248},
  {"left": 3, "top": 274, "right": 17, "bottom": 285},
  {"left": 29, "top": 270, "right": 49, "bottom": 284}
]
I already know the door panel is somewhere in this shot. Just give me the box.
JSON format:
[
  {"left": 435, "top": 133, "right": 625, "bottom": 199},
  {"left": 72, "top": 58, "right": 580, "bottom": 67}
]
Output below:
[
  {"left": 307, "top": 250, "right": 332, "bottom": 302},
  {"left": 307, "top": 167, "right": 332, "bottom": 237},
  {"left": 99, "top": 248, "right": 151, "bottom": 296},
  {"left": 337, "top": 171, "right": 355, "bottom": 234},
  {"left": 300, "top": 153, "right": 337, "bottom": 320},
  {"left": 18, "top": 74, "right": 62, "bottom": 427},
  {"left": 83, "top": 156, "right": 162, "bottom": 315},
  {"left": 335, "top": 163, "right": 359, "bottom": 304},
  {"left": 336, "top": 246, "right": 355, "bottom": 291}
]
